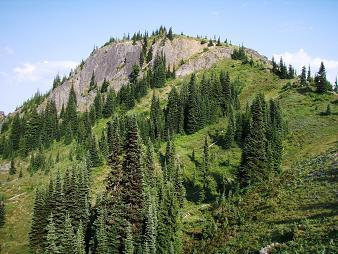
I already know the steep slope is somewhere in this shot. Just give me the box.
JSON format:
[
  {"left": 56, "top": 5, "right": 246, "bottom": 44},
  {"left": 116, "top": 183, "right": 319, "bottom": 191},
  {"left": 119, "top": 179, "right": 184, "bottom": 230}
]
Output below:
[{"left": 0, "top": 33, "right": 337, "bottom": 254}]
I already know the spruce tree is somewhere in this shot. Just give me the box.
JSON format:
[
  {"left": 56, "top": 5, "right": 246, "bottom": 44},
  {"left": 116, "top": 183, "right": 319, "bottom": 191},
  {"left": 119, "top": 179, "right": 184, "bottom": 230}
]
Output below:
[
  {"left": 185, "top": 74, "right": 201, "bottom": 134},
  {"left": 103, "top": 90, "right": 116, "bottom": 118},
  {"left": 307, "top": 65, "right": 312, "bottom": 82},
  {"left": 94, "top": 91, "right": 103, "bottom": 119},
  {"left": 316, "top": 62, "right": 330, "bottom": 93},
  {"left": 124, "top": 222, "right": 134, "bottom": 254},
  {"left": 166, "top": 86, "right": 183, "bottom": 135},
  {"left": 300, "top": 66, "right": 307, "bottom": 86},
  {"left": 96, "top": 210, "right": 109, "bottom": 254},
  {"left": 45, "top": 213, "right": 60, "bottom": 254},
  {"left": 121, "top": 116, "right": 144, "bottom": 240},
  {"left": 150, "top": 93, "right": 164, "bottom": 140},
  {"left": 167, "top": 27, "right": 174, "bottom": 41},
  {"left": 238, "top": 94, "right": 268, "bottom": 186},
  {"left": 29, "top": 188, "right": 48, "bottom": 251},
  {"left": 143, "top": 192, "right": 157, "bottom": 254},
  {"left": 75, "top": 221, "right": 86, "bottom": 254},
  {"left": 63, "top": 214, "right": 75, "bottom": 254},
  {"left": 9, "top": 158, "right": 16, "bottom": 175},
  {"left": 100, "top": 78, "right": 109, "bottom": 93},
  {"left": 53, "top": 170, "right": 66, "bottom": 247},
  {"left": 89, "top": 71, "right": 97, "bottom": 91}
]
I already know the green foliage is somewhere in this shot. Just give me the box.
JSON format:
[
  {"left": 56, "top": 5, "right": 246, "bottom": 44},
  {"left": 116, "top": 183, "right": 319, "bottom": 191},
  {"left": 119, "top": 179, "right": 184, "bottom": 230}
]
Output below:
[
  {"left": 45, "top": 213, "right": 60, "bottom": 254},
  {"left": 315, "top": 62, "right": 331, "bottom": 93},
  {"left": 0, "top": 194, "right": 5, "bottom": 228},
  {"left": 9, "top": 158, "right": 16, "bottom": 175}
]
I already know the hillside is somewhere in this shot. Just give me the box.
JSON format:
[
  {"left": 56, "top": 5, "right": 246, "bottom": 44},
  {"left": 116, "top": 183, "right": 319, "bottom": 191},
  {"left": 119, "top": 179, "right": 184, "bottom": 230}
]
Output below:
[{"left": 0, "top": 29, "right": 337, "bottom": 254}]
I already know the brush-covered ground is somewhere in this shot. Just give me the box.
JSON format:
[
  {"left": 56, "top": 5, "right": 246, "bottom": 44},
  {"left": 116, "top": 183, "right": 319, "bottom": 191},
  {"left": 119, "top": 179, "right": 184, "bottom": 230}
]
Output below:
[{"left": 0, "top": 58, "right": 337, "bottom": 253}]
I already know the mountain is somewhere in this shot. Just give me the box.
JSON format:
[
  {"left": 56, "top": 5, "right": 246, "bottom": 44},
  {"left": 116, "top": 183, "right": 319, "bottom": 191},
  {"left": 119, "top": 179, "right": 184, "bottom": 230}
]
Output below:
[{"left": 0, "top": 28, "right": 337, "bottom": 254}]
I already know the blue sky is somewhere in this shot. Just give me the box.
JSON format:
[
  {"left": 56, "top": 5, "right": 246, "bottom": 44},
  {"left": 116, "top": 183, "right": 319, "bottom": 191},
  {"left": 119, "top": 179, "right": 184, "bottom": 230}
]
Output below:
[{"left": 1, "top": 0, "right": 337, "bottom": 114}]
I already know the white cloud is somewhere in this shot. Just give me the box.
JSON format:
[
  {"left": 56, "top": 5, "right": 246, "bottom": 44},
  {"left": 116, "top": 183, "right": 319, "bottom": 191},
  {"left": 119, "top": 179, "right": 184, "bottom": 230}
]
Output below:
[
  {"left": 274, "top": 49, "right": 338, "bottom": 83},
  {"left": 13, "top": 60, "right": 78, "bottom": 82}
]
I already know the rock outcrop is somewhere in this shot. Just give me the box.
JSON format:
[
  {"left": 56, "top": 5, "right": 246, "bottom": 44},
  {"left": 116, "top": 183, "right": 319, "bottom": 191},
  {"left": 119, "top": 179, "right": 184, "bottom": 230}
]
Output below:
[{"left": 37, "top": 36, "right": 267, "bottom": 114}]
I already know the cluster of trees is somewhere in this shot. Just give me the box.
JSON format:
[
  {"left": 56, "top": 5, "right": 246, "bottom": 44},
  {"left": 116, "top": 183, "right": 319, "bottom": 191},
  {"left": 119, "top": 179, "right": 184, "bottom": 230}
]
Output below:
[
  {"left": 271, "top": 57, "right": 296, "bottom": 79},
  {"left": 29, "top": 162, "right": 89, "bottom": 253},
  {"left": 29, "top": 115, "right": 185, "bottom": 253},
  {"left": 237, "top": 94, "right": 284, "bottom": 186},
  {"left": 147, "top": 71, "right": 240, "bottom": 142}
]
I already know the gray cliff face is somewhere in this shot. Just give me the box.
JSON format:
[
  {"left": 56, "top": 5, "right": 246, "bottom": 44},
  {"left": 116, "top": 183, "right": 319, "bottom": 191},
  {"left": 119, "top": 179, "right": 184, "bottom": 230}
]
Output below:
[{"left": 38, "top": 36, "right": 267, "bottom": 114}]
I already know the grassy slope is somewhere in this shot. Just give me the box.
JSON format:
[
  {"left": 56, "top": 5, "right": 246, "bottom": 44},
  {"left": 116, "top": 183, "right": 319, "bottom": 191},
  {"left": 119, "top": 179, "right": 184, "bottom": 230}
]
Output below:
[{"left": 1, "top": 57, "right": 337, "bottom": 253}]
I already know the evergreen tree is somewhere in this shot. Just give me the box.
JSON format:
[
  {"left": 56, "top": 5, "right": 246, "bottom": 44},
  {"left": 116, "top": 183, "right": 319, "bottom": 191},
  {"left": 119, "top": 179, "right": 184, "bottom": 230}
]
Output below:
[
  {"left": 100, "top": 78, "right": 109, "bottom": 93},
  {"left": 96, "top": 210, "right": 109, "bottom": 254},
  {"left": 238, "top": 94, "right": 268, "bottom": 186},
  {"left": 152, "top": 53, "right": 167, "bottom": 88},
  {"left": 103, "top": 90, "right": 116, "bottom": 118},
  {"left": 121, "top": 116, "right": 144, "bottom": 240},
  {"left": 143, "top": 192, "right": 157, "bottom": 254},
  {"left": 75, "top": 221, "right": 86, "bottom": 254},
  {"left": 65, "top": 85, "right": 78, "bottom": 135},
  {"left": 150, "top": 93, "right": 164, "bottom": 140},
  {"left": 63, "top": 214, "right": 75, "bottom": 254},
  {"left": 124, "top": 222, "right": 134, "bottom": 254},
  {"left": 185, "top": 74, "right": 201, "bottom": 134},
  {"left": 94, "top": 92, "right": 103, "bottom": 119},
  {"left": 29, "top": 188, "right": 48, "bottom": 252},
  {"left": 316, "top": 62, "right": 330, "bottom": 93},
  {"left": 45, "top": 213, "right": 60, "bottom": 254},
  {"left": 147, "top": 46, "right": 153, "bottom": 63},
  {"left": 167, "top": 27, "right": 174, "bottom": 41},
  {"left": 89, "top": 71, "right": 97, "bottom": 91},
  {"left": 165, "top": 86, "right": 183, "bottom": 135},
  {"left": 53, "top": 170, "right": 66, "bottom": 247},
  {"left": 89, "top": 135, "right": 101, "bottom": 167},
  {"left": 216, "top": 37, "right": 221, "bottom": 46},
  {"left": 9, "top": 158, "right": 16, "bottom": 175},
  {"left": 307, "top": 65, "right": 312, "bottom": 82},
  {"left": 10, "top": 114, "right": 22, "bottom": 151},
  {"left": 300, "top": 66, "right": 307, "bottom": 86},
  {"left": 207, "top": 39, "right": 214, "bottom": 47}
]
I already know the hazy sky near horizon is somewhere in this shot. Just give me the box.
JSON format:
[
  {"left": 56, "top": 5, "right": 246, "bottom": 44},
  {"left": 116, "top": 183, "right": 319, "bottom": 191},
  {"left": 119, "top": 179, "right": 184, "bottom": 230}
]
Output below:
[{"left": 1, "top": 0, "right": 337, "bottom": 114}]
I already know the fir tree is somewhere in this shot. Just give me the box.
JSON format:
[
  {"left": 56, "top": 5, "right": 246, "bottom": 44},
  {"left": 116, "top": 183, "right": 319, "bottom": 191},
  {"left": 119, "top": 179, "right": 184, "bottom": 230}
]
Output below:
[
  {"left": 216, "top": 37, "right": 221, "bottom": 46},
  {"left": 316, "top": 62, "right": 330, "bottom": 93},
  {"left": 63, "top": 214, "right": 75, "bottom": 254},
  {"left": 185, "top": 74, "right": 201, "bottom": 134},
  {"left": 103, "top": 90, "right": 116, "bottom": 118},
  {"left": 307, "top": 65, "right": 312, "bottom": 82},
  {"left": 100, "top": 78, "right": 109, "bottom": 93},
  {"left": 89, "top": 71, "right": 97, "bottom": 91},
  {"left": 300, "top": 66, "right": 307, "bottom": 86},
  {"left": 150, "top": 93, "right": 164, "bottom": 140},
  {"left": 75, "top": 221, "right": 86, "bottom": 254},
  {"left": 207, "top": 39, "right": 214, "bottom": 47},
  {"left": 143, "top": 192, "right": 157, "bottom": 254},
  {"left": 94, "top": 92, "right": 103, "bottom": 119},
  {"left": 9, "top": 158, "right": 16, "bottom": 175},
  {"left": 29, "top": 188, "right": 48, "bottom": 252},
  {"left": 96, "top": 210, "right": 109, "bottom": 254},
  {"left": 124, "top": 222, "right": 134, "bottom": 254},
  {"left": 45, "top": 213, "right": 60, "bottom": 254},
  {"left": 53, "top": 170, "right": 66, "bottom": 247},
  {"left": 121, "top": 116, "right": 144, "bottom": 240},
  {"left": 238, "top": 94, "right": 268, "bottom": 186},
  {"left": 167, "top": 27, "right": 174, "bottom": 41},
  {"left": 89, "top": 135, "right": 101, "bottom": 167},
  {"left": 165, "top": 86, "right": 183, "bottom": 135}
]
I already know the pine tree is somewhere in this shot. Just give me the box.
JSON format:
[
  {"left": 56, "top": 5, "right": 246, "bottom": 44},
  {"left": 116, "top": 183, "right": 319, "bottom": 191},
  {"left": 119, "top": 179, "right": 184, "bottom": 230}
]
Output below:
[
  {"left": 216, "top": 37, "right": 221, "bottom": 46},
  {"left": 143, "top": 192, "right": 157, "bottom": 254},
  {"left": 307, "top": 65, "right": 312, "bottom": 82},
  {"left": 63, "top": 214, "right": 75, "bottom": 254},
  {"left": 152, "top": 53, "right": 167, "bottom": 88},
  {"left": 121, "top": 116, "right": 144, "bottom": 240},
  {"left": 238, "top": 94, "right": 268, "bottom": 186},
  {"left": 29, "top": 188, "right": 48, "bottom": 252},
  {"left": 96, "top": 210, "right": 109, "bottom": 254},
  {"left": 94, "top": 92, "right": 103, "bottom": 119},
  {"left": 100, "top": 78, "right": 110, "bottom": 93},
  {"left": 150, "top": 93, "right": 164, "bottom": 140},
  {"left": 10, "top": 114, "right": 22, "bottom": 151},
  {"left": 185, "top": 74, "right": 201, "bottom": 134},
  {"left": 53, "top": 170, "right": 65, "bottom": 247},
  {"left": 103, "top": 90, "right": 116, "bottom": 118},
  {"left": 89, "top": 134, "right": 101, "bottom": 167},
  {"left": 124, "top": 222, "right": 134, "bottom": 254},
  {"left": 167, "top": 27, "right": 174, "bottom": 41},
  {"left": 207, "top": 39, "right": 214, "bottom": 47},
  {"left": 9, "top": 158, "right": 16, "bottom": 175},
  {"left": 89, "top": 71, "right": 97, "bottom": 91},
  {"left": 166, "top": 86, "right": 183, "bottom": 135},
  {"left": 316, "top": 62, "right": 330, "bottom": 93},
  {"left": 300, "top": 66, "right": 307, "bottom": 86},
  {"left": 75, "top": 221, "right": 86, "bottom": 254},
  {"left": 45, "top": 213, "right": 60, "bottom": 254}
]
